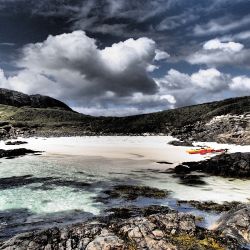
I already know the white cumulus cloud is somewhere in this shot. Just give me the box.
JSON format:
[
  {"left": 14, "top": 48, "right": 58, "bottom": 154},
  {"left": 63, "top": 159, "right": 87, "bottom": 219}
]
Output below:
[
  {"left": 230, "top": 76, "right": 250, "bottom": 93},
  {"left": 191, "top": 68, "right": 229, "bottom": 92},
  {"left": 187, "top": 39, "right": 250, "bottom": 67},
  {"left": 154, "top": 49, "right": 170, "bottom": 61},
  {"left": 203, "top": 39, "right": 244, "bottom": 52},
  {"left": 155, "top": 68, "right": 235, "bottom": 107},
  {"left": 7, "top": 31, "right": 163, "bottom": 100},
  {"left": 0, "top": 31, "right": 178, "bottom": 115}
]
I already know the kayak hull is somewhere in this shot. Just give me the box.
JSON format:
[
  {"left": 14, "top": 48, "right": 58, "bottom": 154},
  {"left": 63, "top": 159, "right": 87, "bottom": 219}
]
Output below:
[{"left": 186, "top": 148, "right": 226, "bottom": 155}]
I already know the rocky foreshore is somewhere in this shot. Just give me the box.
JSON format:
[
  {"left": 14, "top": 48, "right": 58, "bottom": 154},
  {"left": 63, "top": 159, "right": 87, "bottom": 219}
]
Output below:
[
  {"left": 0, "top": 184, "right": 249, "bottom": 249},
  {"left": 0, "top": 204, "right": 249, "bottom": 250}
]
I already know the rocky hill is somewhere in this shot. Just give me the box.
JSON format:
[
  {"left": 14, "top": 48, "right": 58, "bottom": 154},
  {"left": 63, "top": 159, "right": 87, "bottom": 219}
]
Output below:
[
  {"left": 0, "top": 88, "right": 72, "bottom": 111},
  {"left": 0, "top": 88, "right": 249, "bottom": 144}
]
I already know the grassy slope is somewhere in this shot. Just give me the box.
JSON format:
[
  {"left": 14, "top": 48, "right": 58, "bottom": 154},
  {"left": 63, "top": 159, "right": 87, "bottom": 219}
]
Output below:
[
  {"left": 0, "top": 104, "right": 98, "bottom": 134},
  {"left": 0, "top": 96, "right": 249, "bottom": 135},
  {"left": 99, "top": 96, "right": 250, "bottom": 134}
]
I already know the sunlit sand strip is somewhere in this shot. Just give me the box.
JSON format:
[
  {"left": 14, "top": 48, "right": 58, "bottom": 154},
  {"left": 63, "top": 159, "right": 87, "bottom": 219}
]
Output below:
[{"left": 0, "top": 136, "right": 207, "bottom": 164}]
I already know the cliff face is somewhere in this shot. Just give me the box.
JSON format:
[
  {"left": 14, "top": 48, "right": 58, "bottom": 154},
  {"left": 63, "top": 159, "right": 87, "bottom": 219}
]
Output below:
[{"left": 0, "top": 88, "right": 72, "bottom": 111}]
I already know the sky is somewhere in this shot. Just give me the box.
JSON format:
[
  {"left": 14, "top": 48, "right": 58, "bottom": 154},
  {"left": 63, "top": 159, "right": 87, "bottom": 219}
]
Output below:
[{"left": 0, "top": 0, "right": 250, "bottom": 116}]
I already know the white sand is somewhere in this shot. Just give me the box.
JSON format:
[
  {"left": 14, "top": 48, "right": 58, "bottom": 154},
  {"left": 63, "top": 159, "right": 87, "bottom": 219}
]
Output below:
[
  {"left": 1, "top": 136, "right": 249, "bottom": 164},
  {"left": 0, "top": 136, "right": 210, "bottom": 164}
]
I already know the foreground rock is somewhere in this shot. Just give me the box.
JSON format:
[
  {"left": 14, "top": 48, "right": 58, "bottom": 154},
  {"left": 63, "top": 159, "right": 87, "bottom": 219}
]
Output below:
[
  {"left": 0, "top": 206, "right": 239, "bottom": 250},
  {"left": 214, "top": 204, "right": 250, "bottom": 246},
  {"left": 175, "top": 152, "right": 250, "bottom": 178},
  {"left": 0, "top": 148, "right": 41, "bottom": 159}
]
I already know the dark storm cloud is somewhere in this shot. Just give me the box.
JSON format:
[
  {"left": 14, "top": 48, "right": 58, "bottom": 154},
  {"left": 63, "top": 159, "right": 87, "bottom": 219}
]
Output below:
[
  {"left": 68, "top": 0, "right": 250, "bottom": 55},
  {"left": 1, "top": 0, "right": 250, "bottom": 54}
]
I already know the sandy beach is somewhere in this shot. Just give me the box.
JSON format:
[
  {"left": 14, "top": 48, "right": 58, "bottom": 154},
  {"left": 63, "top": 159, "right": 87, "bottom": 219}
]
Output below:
[{"left": 2, "top": 136, "right": 249, "bottom": 164}]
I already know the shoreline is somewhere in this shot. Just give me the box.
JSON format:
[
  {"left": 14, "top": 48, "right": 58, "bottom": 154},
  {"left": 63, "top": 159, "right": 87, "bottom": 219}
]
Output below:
[{"left": 1, "top": 136, "right": 249, "bottom": 203}]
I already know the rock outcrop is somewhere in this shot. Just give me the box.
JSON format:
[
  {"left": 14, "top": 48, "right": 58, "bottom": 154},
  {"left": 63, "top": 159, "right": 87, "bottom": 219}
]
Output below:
[
  {"left": 172, "top": 113, "right": 250, "bottom": 145},
  {"left": 0, "top": 88, "right": 72, "bottom": 111},
  {"left": 0, "top": 122, "right": 36, "bottom": 140},
  {"left": 175, "top": 152, "right": 250, "bottom": 178}
]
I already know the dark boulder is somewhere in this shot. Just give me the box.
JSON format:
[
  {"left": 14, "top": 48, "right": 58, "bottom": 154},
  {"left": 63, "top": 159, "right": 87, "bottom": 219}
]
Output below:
[
  {"left": 0, "top": 148, "right": 41, "bottom": 159},
  {"left": 214, "top": 204, "right": 250, "bottom": 245},
  {"left": 168, "top": 140, "right": 193, "bottom": 146},
  {"left": 175, "top": 153, "right": 250, "bottom": 178},
  {"left": 175, "top": 164, "right": 192, "bottom": 174},
  {"left": 5, "top": 141, "right": 28, "bottom": 145}
]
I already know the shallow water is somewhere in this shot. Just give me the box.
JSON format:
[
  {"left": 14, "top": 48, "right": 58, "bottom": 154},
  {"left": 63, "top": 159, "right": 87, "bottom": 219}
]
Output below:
[{"left": 0, "top": 136, "right": 249, "bottom": 239}]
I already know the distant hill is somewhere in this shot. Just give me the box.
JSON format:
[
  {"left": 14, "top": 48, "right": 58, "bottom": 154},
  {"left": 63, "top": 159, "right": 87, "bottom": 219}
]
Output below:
[
  {"left": 0, "top": 88, "right": 72, "bottom": 111},
  {"left": 100, "top": 96, "right": 250, "bottom": 132},
  {"left": 0, "top": 88, "right": 249, "bottom": 144}
]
